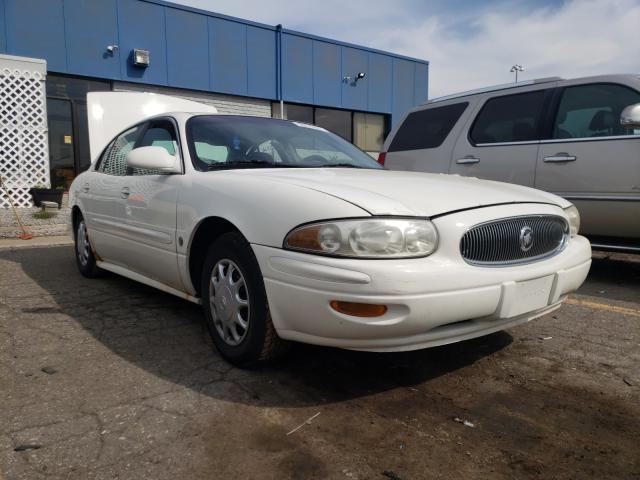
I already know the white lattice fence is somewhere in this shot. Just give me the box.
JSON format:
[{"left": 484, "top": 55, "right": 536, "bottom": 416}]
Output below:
[{"left": 0, "top": 55, "right": 49, "bottom": 208}]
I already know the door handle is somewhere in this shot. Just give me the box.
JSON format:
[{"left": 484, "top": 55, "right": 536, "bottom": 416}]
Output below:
[
  {"left": 120, "top": 186, "right": 130, "bottom": 199},
  {"left": 456, "top": 156, "right": 480, "bottom": 165},
  {"left": 543, "top": 153, "right": 576, "bottom": 163},
  {"left": 81, "top": 183, "right": 90, "bottom": 193}
]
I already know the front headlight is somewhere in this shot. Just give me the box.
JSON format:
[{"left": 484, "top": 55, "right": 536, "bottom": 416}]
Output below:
[
  {"left": 284, "top": 218, "right": 438, "bottom": 258},
  {"left": 564, "top": 205, "right": 580, "bottom": 237}
]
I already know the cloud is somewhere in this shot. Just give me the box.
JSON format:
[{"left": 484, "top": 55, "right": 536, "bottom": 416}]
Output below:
[{"left": 177, "top": 0, "right": 640, "bottom": 97}]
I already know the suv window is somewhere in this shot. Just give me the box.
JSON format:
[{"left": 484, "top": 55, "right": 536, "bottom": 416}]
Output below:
[
  {"left": 388, "top": 102, "right": 468, "bottom": 151},
  {"left": 553, "top": 83, "right": 640, "bottom": 139},
  {"left": 97, "top": 126, "right": 141, "bottom": 176},
  {"left": 470, "top": 91, "right": 545, "bottom": 144},
  {"left": 130, "top": 120, "right": 179, "bottom": 175}
]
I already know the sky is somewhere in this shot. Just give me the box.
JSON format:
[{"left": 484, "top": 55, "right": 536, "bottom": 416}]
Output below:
[{"left": 173, "top": 0, "right": 640, "bottom": 98}]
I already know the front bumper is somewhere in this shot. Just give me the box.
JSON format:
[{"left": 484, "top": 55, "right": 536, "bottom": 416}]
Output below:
[{"left": 252, "top": 204, "right": 592, "bottom": 352}]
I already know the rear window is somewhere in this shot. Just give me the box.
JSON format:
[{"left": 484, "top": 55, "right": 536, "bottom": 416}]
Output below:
[
  {"left": 470, "top": 90, "right": 546, "bottom": 144},
  {"left": 388, "top": 102, "right": 468, "bottom": 151}
]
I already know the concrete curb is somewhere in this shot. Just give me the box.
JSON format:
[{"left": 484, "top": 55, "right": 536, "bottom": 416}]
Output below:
[{"left": 0, "top": 235, "right": 73, "bottom": 250}]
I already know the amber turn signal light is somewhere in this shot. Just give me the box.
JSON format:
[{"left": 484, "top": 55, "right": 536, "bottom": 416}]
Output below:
[{"left": 330, "top": 300, "right": 387, "bottom": 317}]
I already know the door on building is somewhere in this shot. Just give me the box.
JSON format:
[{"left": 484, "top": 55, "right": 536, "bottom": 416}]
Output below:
[
  {"left": 46, "top": 75, "right": 111, "bottom": 189},
  {"left": 46, "top": 99, "right": 75, "bottom": 189}
]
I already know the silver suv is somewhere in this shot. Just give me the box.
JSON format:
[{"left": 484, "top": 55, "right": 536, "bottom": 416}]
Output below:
[{"left": 382, "top": 75, "right": 640, "bottom": 252}]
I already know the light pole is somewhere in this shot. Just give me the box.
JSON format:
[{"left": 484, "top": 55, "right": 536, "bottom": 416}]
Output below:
[{"left": 510, "top": 64, "right": 524, "bottom": 82}]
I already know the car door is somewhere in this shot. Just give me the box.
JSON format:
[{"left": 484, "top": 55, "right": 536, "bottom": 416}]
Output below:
[
  {"left": 119, "top": 118, "right": 184, "bottom": 289},
  {"left": 535, "top": 82, "right": 640, "bottom": 241},
  {"left": 450, "top": 88, "right": 553, "bottom": 187},
  {"left": 82, "top": 124, "right": 143, "bottom": 263}
]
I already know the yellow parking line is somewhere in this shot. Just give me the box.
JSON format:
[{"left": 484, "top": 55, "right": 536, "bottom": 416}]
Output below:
[{"left": 566, "top": 297, "right": 640, "bottom": 318}]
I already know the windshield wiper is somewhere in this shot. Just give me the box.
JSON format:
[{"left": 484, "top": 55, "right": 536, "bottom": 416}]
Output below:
[
  {"left": 206, "top": 161, "right": 304, "bottom": 170},
  {"left": 317, "top": 163, "right": 365, "bottom": 168}
]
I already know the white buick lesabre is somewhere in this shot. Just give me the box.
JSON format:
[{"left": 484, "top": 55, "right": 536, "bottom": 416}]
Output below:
[{"left": 70, "top": 92, "right": 591, "bottom": 365}]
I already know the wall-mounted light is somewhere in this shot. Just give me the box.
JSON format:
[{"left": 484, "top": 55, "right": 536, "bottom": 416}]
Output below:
[
  {"left": 132, "top": 49, "right": 150, "bottom": 68},
  {"left": 343, "top": 72, "right": 367, "bottom": 84}
]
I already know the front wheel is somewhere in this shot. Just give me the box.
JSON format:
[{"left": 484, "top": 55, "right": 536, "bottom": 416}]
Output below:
[
  {"left": 74, "top": 215, "right": 101, "bottom": 278},
  {"left": 201, "top": 232, "right": 287, "bottom": 366}
]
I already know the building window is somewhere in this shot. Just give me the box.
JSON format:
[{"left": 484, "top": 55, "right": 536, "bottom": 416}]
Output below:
[
  {"left": 315, "top": 108, "right": 352, "bottom": 141},
  {"left": 353, "top": 112, "right": 387, "bottom": 153},
  {"left": 273, "top": 102, "right": 388, "bottom": 152}
]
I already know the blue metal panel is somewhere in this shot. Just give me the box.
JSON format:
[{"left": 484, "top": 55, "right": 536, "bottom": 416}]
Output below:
[
  {"left": 367, "top": 53, "right": 392, "bottom": 113},
  {"left": 246, "top": 26, "right": 276, "bottom": 99},
  {"left": 392, "top": 59, "right": 416, "bottom": 125},
  {"left": 209, "top": 18, "right": 247, "bottom": 96},
  {"left": 64, "top": 0, "right": 120, "bottom": 78},
  {"left": 117, "top": 0, "right": 167, "bottom": 85},
  {"left": 165, "top": 7, "right": 208, "bottom": 90},
  {"left": 312, "top": 41, "right": 340, "bottom": 107},
  {"left": 414, "top": 62, "right": 428, "bottom": 104},
  {"left": 0, "top": 0, "right": 6, "bottom": 54},
  {"left": 341, "top": 47, "right": 368, "bottom": 110},
  {"left": 4, "top": 0, "right": 67, "bottom": 71},
  {"left": 281, "top": 34, "right": 313, "bottom": 104}
]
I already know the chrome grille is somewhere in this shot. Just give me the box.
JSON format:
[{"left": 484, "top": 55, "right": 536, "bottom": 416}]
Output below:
[{"left": 460, "top": 215, "right": 568, "bottom": 266}]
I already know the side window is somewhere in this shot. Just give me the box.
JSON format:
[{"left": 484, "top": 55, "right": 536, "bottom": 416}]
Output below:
[
  {"left": 131, "top": 120, "right": 179, "bottom": 176},
  {"left": 552, "top": 83, "right": 640, "bottom": 139},
  {"left": 470, "top": 91, "right": 545, "bottom": 144},
  {"left": 388, "top": 102, "right": 468, "bottom": 152},
  {"left": 97, "top": 126, "right": 141, "bottom": 176}
]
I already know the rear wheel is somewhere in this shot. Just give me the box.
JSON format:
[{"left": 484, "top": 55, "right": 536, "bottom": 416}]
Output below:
[
  {"left": 74, "top": 215, "right": 100, "bottom": 278},
  {"left": 201, "top": 232, "right": 287, "bottom": 366}
]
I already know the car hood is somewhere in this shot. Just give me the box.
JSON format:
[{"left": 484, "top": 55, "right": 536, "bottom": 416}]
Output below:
[{"left": 233, "top": 168, "right": 570, "bottom": 217}]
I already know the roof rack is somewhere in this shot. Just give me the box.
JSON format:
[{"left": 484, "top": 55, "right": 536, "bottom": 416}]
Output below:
[{"left": 426, "top": 76, "right": 563, "bottom": 104}]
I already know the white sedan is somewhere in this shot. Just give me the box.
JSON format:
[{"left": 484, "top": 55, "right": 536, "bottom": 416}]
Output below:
[{"left": 70, "top": 92, "right": 592, "bottom": 365}]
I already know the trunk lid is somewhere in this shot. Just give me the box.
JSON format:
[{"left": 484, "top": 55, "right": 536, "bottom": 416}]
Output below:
[{"left": 87, "top": 91, "right": 217, "bottom": 163}]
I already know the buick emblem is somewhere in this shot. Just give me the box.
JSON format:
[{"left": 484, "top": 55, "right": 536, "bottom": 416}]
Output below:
[{"left": 519, "top": 226, "right": 533, "bottom": 252}]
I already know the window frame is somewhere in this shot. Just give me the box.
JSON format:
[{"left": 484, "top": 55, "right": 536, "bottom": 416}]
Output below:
[
  {"left": 94, "top": 124, "right": 144, "bottom": 176},
  {"left": 93, "top": 116, "right": 184, "bottom": 175},
  {"left": 468, "top": 89, "right": 554, "bottom": 147},
  {"left": 388, "top": 101, "right": 469, "bottom": 152},
  {"left": 540, "top": 82, "right": 640, "bottom": 144}
]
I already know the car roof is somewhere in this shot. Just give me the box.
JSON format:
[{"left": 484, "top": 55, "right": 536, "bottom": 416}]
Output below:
[{"left": 426, "top": 73, "right": 640, "bottom": 105}]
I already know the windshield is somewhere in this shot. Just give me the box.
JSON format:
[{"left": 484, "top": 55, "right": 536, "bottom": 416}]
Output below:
[{"left": 186, "top": 115, "right": 383, "bottom": 171}]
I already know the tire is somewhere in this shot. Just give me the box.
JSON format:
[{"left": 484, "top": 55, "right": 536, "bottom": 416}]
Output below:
[
  {"left": 74, "top": 215, "right": 101, "bottom": 278},
  {"left": 201, "top": 232, "right": 287, "bottom": 366}
]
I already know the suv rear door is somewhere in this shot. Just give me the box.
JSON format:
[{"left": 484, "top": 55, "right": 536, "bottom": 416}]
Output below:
[
  {"left": 450, "top": 87, "right": 554, "bottom": 187},
  {"left": 535, "top": 81, "right": 640, "bottom": 242}
]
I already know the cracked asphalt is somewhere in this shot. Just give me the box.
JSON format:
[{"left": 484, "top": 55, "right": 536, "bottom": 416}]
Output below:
[{"left": 0, "top": 245, "right": 638, "bottom": 479}]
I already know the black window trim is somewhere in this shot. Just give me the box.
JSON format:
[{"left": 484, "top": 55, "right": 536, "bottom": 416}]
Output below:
[
  {"left": 539, "top": 81, "right": 640, "bottom": 145},
  {"left": 468, "top": 88, "right": 554, "bottom": 147}
]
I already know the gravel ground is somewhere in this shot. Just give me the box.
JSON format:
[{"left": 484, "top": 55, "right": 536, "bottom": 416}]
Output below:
[
  {"left": 0, "top": 247, "right": 638, "bottom": 479},
  {"left": 0, "top": 196, "right": 70, "bottom": 239}
]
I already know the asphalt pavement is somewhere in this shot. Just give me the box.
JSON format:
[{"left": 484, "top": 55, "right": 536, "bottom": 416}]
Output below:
[{"left": 0, "top": 245, "right": 638, "bottom": 479}]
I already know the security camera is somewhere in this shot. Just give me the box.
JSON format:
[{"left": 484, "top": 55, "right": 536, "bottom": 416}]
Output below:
[{"left": 356, "top": 72, "right": 366, "bottom": 81}]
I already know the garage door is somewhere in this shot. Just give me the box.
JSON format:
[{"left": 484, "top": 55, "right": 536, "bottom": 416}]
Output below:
[{"left": 113, "top": 82, "right": 271, "bottom": 117}]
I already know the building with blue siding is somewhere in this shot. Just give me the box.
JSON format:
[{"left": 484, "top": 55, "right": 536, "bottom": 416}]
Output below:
[{"left": 0, "top": 0, "right": 428, "bottom": 186}]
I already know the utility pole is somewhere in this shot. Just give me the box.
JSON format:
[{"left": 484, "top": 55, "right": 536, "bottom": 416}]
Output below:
[{"left": 510, "top": 64, "right": 524, "bottom": 82}]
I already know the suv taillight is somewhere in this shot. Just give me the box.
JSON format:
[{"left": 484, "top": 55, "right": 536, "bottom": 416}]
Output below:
[{"left": 377, "top": 152, "right": 386, "bottom": 165}]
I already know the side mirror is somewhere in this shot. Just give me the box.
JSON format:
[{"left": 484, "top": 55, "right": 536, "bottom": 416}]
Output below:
[
  {"left": 620, "top": 103, "right": 640, "bottom": 129},
  {"left": 125, "top": 146, "right": 181, "bottom": 173}
]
